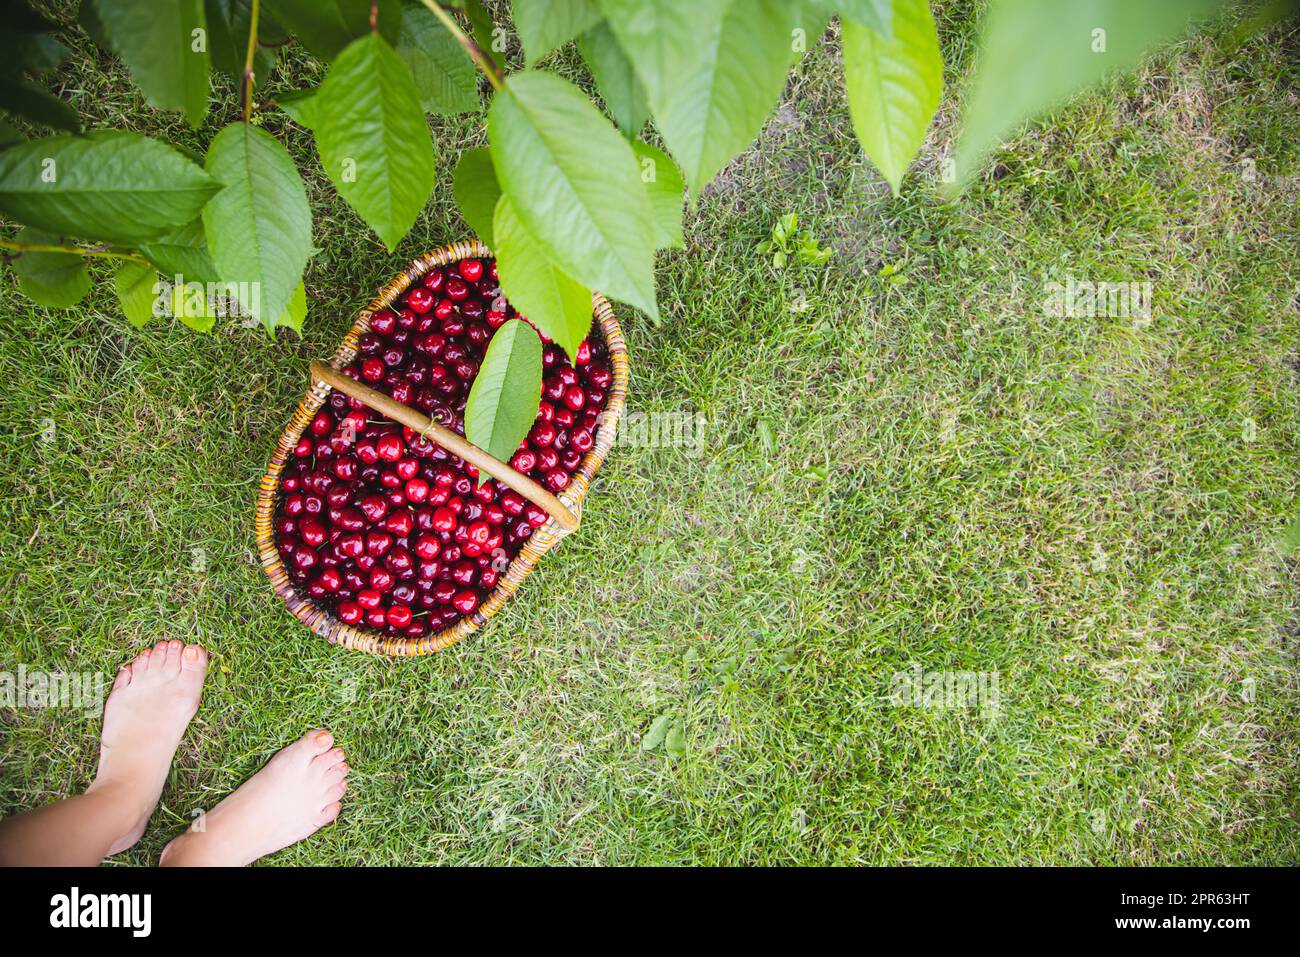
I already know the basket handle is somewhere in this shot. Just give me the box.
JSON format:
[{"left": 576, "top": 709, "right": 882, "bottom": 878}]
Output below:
[{"left": 309, "top": 360, "right": 580, "bottom": 533}]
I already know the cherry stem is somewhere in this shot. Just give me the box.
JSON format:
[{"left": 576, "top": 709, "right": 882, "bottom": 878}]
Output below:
[
  {"left": 242, "top": 0, "right": 261, "bottom": 121},
  {"left": 0, "top": 238, "right": 149, "bottom": 264},
  {"left": 419, "top": 0, "right": 503, "bottom": 91}
]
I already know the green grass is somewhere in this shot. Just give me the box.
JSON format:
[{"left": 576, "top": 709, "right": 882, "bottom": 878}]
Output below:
[{"left": 2, "top": 1, "right": 1298, "bottom": 865}]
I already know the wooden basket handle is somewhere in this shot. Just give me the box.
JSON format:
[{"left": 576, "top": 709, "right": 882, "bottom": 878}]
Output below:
[{"left": 310, "top": 360, "right": 580, "bottom": 533}]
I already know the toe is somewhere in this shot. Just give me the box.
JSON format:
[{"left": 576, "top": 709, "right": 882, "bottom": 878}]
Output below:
[
  {"left": 304, "top": 729, "right": 334, "bottom": 754},
  {"left": 112, "top": 666, "right": 132, "bottom": 690},
  {"left": 149, "top": 640, "right": 170, "bottom": 670},
  {"left": 316, "top": 801, "right": 342, "bottom": 827},
  {"left": 313, "top": 747, "right": 347, "bottom": 772},
  {"left": 129, "top": 646, "right": 152, "bottom": 671},
  {"left": 323, "top": 762, "right": 348, "bottom": 784},
  {"left": 180, "top": 644, "right": 208, "bottom": 676},
  {"left": 163, "top": 640, "right": 184, "bottom": 676},
  {"left": 331, "top": 779, "right": 347, "bottom": 799}
]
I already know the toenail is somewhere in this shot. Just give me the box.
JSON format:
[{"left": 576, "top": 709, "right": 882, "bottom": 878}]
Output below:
[
  {"left": 316, "top": 732, "right": 333, "bottom": 746},
  {"left": 184, "top": 646, "right": 200, "bottom": 661}
]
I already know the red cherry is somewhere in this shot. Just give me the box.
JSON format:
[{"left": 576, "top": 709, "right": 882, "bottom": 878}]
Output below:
[
  {"left": 431, "top": 506, "right": 457, "bottom": 533},
  {"left": 407, "top": 286, "right": 434, "bottom": 314},
  {"left": 370, "top": 567, "right": 395, "bottom": 593},
  {"left": 562, "top": 385, "right": 586, "bottom": 411},
  {"left": 338, "top": 601, "right": 363, "bottom": 624},
  {"left": 414, "top": 534, "right": 441, "bottom": 560},
  {"left": 386, "top": 604, "right": 413, "bottom": 628},
  {"left": 310, "top": 411, "right": 333, "bottom": 435},
  {"left": 543, "top": 468, "right": 570, "bottom": 492},
  {"left": 458, "top": 258, "right": 484, "bottom": 282},
  {"left": 369, "top": 311, "right": 396, "bottom": 335},
  {"left": 395, "top": 457, "right": 419, "bottom": 481},
  {"left": 357, "top": 589, "right": 382, "bottom": 610},
  {"left": 405, "top": 478, "right": 430, "bottom": 503},
  {"left": 337, "top": 532, "right": 365, "bottom": 558},
  {"left": 366, "top": 530, "right": 393, "bottom": 557},
  {"left": 384, "top": 509, "right": 413, "bottom": 537},
  {"left": 376, "top": 434, "right": 404, "bottom": 461},
  {"left": 528, "top": 422, "right": 556, "bottom": 447},
  {"left": 451, "top": 590, "right": 479, "bottom": 614},
  {"left": 361, "top": 357, "right": 385, "bottom": 382},
  {"left": 299, "top": 517, "right": 327, "bottom": 548},
  {"left": 358, "top": 496, "right": 388, "bottom": 522},
  {"left": 446, "top": 277, "right": 470, "bottom": 301}
]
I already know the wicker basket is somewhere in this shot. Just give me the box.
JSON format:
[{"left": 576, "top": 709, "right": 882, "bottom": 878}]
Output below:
[{"left": 255, "top": 240, "right": 629, "bottom": 657}]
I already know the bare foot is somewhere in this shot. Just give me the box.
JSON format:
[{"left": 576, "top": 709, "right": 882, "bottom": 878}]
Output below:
[
  {"left": 160, "top": 730, "right": 348, "bottom": 867},
  {"left": 86, "top": 640, "right": 208, "bottom": 855}
]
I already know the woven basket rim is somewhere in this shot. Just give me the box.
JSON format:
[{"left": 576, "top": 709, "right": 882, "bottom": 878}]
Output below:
[{"left": 255, "top": 239, "right": 629, "bottom": 657}]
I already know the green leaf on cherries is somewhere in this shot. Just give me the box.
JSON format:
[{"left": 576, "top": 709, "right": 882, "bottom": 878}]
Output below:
[
  {"left": 0, "top": 78, "right": 80, "bottom": 132},
  {"left": 842, "top": 0, "right": 942, "bottom": 195},
  {"left": 8, "top": 227, "right": 91, "bottom": 308},
  {"left": 205, "top": 0, "right": 278, "bottom": 89},
  {"left": 262, "top": 0, "right": 401, "bottom": 60},
  {"left": 631, "top": 141, "right": 684, "bottom": 250},
  {"left": 512, "top": 0, "right": 602, "bottom": 65},
  {"left": 397, "top": 1, "right": 481, "bottom": 115},
  {"left": 113, "top": 259, "right": 159, "bottom": 328},
  {"left": 451, "top": 147, "right": 500, "bottom": 248},
  {"left": 488, "top": 69, "right": 657, "bottom": 318},
  {"left": 597, "top": 0, "right": 802, "bottom": 199},
  {"left": 202, "top": 122, "right": 313, "bottom": 332},
  {"left": 576, "top": 21, "right": 648, "bottom": 138},
  {"left": 492, "top": 194, "right": 593, "bottom": 362},
  {"left": 96, "top": 0, "right": 211, "bottom": 127},
  {"left": 0, "top": 131, "right": 219, "bottom": 245},
  {"left": 464, "top": 317, "right": 543, "bottom": 472},
  {"left": 139, "top": 218, "right": 221, "bottom": 284},
  {"left": 313, "top": 33, "right": 436, "bottom": 252}
]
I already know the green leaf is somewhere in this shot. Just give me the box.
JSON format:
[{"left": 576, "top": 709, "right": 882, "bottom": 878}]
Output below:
[
  {"left": 597, "top": 0, "right": 801, "bottom": 198},
  {"left": 640, "top": 714, "right": 671, "bottom": 751},
  {"left": 170, "top": 280, "right": 217, "bottom": 332},
  {"left": 664, "top": 722, "right": 686, "bottom": 757},
  {"left": 273, "top": 279, "right": 307, "bottom": 333},
  {"left": 396, "top": 1, "right": 480, "bottom": 115},
  {"left": 205, "top": 0, "right": 278, "bottom": 88},
  {"left": 842, "top": 0, "right": 942, "bottom": 195},
  {"left": 0, "top": 119, "right": 23, "bottom": 149},
  {"left": 576, "top": 21, "right": 648, "bottom": 137},
  {"left": 113, "top": 259, "right": 158, "bottom": 328},
  {"left": 488, "top": 69, "right": 656, "bottom": 317},
  {"left": 202, "top": 122, "right": 313, "bottom": 331},
  {"left": 0, "top": 131, "right": 218, "bottom": 245},
  {"left": 492, "top": 194, "right": 593, "bottom": 360},
  {"left": 630, "top": 141, "right": 684, "bottom": 249},
  {"left": 953, "top": 0, "right": 1228, "bottom": 188},
  {"left": 79, "top": 0, "right": 110, "bottom": 48},
  {"left": 0, "top": 31, "right": 70, "bottom": 76},
  {"left": 452, "top": 147, "right": 500, "bottom": 247},
  {"left": 138, "top": 218, "right": 220, "bottom": 283},
  {"left": 464, "top": 317, "right": 543, "bottom": 467},
  {"left": 314, "top": 33, "right": 436, "bottom": 252},
  {"left": 812, "top": 0, "right": 890, "bottom": 35},
  {"left": 8, "top": 227, "right": 91, "bottom": 307},
  {"left": 276, "top": 88, "right": 319, "bottom": 127},
  {"left": 263, "top": 0, "right": 401, "bottom": 60},
  {"left": 512, "top": 0, "right": 602, "bottom": 65},
  {"left": 0, "top": 78, "right": 80, "bottom": 132},
  {"left": 96, "top": 0, "right": 211, "bottom": 127}
]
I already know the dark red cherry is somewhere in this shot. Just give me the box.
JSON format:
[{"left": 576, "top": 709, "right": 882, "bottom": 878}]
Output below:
[
  {"left": 407, "top": 286, "right": 434, "bottom": 314},
  {"left": 458, "top": 258, "right": 484, "bottom": 282},
  {"left": 338, "top": 601, "right": 363, "bottom": 624}
]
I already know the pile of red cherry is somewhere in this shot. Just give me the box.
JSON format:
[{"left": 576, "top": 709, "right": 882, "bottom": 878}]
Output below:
[{"left": 273, "top": 255, "right": 613, "bottom": 640}]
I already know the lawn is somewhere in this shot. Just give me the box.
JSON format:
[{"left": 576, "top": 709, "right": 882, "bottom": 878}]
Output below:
[{"left": 1, "top": 1, "right": 1298, "bottom": 865}]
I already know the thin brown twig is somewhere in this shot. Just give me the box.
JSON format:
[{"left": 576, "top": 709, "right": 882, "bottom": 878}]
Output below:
[{"left": 0, "top": 238, "right": 149, "bottom": 264}]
